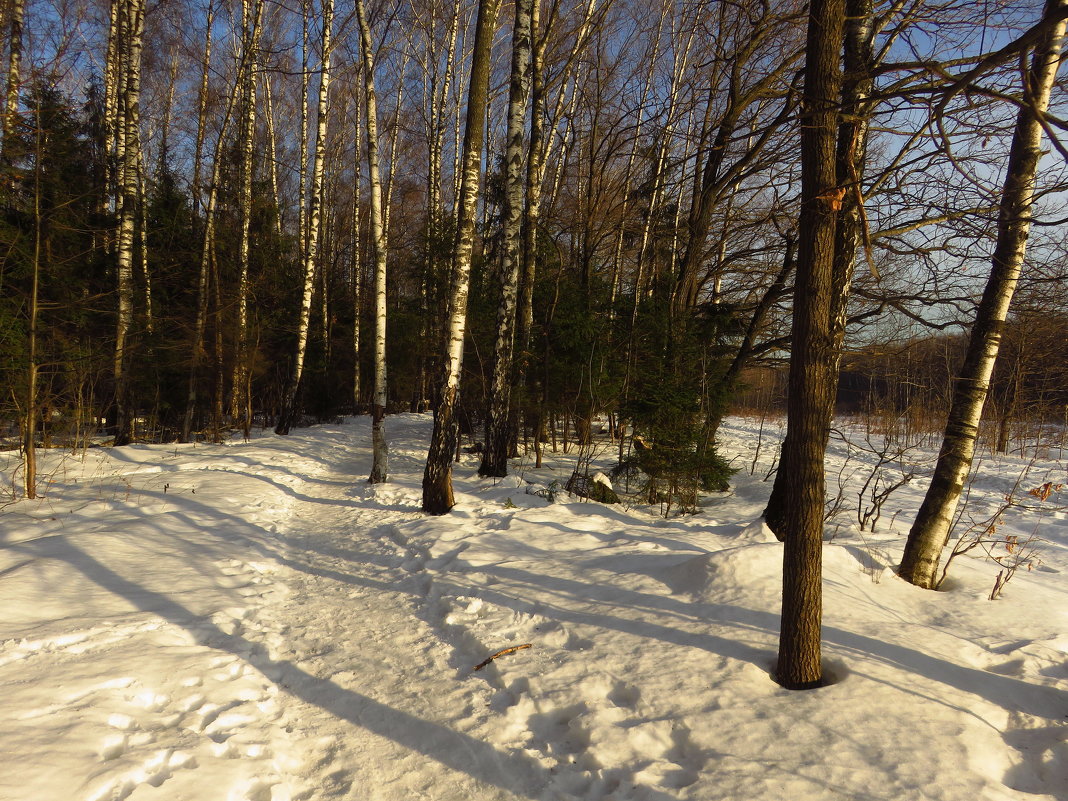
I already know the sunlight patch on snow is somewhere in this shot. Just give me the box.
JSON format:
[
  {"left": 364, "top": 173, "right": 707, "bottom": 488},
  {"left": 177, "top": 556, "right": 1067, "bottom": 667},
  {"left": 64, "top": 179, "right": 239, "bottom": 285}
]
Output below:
[{"left": 0, "top": 414, "right": 1065, "bottom": 801}]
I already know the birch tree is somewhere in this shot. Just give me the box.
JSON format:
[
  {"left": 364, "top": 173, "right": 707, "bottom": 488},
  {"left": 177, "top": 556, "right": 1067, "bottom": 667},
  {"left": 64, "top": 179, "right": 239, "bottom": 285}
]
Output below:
[
  {"left": 512, "top": 0, "right": 544, "bottom": 447},
  {"left": 22, "top": 94, "right": 42, "bottom": 499},
  {"left": 231, "top": 0, "right": 264, "bottom": 438},
  {"left": 422, "top": 0, "right": 501, "bottom": 514},
  {"left": 183, "top": 14, "right": 248, "bottom": 442},
  {"left": 354, "top": 0, "right": 389, "bottom": 482},
  {"left": 277, "top": 0, "right": 335, "bottom": 435},
  {"left": 181, "top": 0, "right": 218, "bottom": 442},
  {"left": 112, "top": 0, "right": 146, "bottom": 447},
  {"left": 480, "top": 0, "right": 533, "bottom": 477},
  {"left": 899, "top": 0, "right": 1067, "bottom": 589},
  {"left": 2, "top": 0, "right": 24, "bottom": 154},
  {"left": 351, "top": 85, "right": 363, "bottom": 406}
]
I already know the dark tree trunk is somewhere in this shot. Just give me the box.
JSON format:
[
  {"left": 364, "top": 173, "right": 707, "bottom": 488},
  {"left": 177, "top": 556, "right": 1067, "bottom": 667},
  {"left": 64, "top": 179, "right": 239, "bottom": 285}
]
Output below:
[
  {"left": 775, "top": 0, "right": 844, "bottom": 691},
  {"left": 764, "top": 0, "right": 874, "bottom": 542}
]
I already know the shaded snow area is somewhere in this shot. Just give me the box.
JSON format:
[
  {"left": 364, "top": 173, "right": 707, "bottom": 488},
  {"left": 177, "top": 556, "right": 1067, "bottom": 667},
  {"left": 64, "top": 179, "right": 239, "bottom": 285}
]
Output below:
[{"left": 1, "top": 414, "right": 1066, "bottom": 801}]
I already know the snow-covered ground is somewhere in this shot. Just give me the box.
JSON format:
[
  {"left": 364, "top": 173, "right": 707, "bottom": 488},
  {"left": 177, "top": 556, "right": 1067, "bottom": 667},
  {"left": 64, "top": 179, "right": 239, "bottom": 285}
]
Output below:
[{"left": 1, "top": 413, "right": 1065, "bottom": 801}]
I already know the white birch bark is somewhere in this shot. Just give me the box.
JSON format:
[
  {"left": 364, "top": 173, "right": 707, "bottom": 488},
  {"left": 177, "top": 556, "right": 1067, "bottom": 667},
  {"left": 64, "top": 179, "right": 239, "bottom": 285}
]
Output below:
[
  {"left": 352, "top": 87, "right": 363, "bottom": 406},
  {"left": 451, "top": 14, "right": 471, "bottom": 213},
  {"left": 277, "top": 0, "right": 334, "bottom": 434},
  {"left": 231, "top": 0, "right": 263, "bottom": 437},
  {"left": 136, "top": 148, "right": 152, "bottom": 333},
  {"left": 514, "top": 0, "right": 544, "bottom": 385},
  {"left": 2, "top": 0, "right": 24, "bottom": 151},
  {"left": 298, "top": 0, "right": 310, "bottom": 258},
  {"left": 382, "top": 41, "right": 408, "bottom": 243},
  {"left": 417, "top": 1, "right": 461, "bottom": 410},
  {"left": 633, "top": 12, "right": 696, "bottom": 302},
  {"left": 480, "top": 0, "right": 533, "bottom": 477},
  {"left": 113, "top": 0, "right": 145, "bottom": 447},
  {"left": 423, "top": 0, "right": 501, "bottom": 514},
  {"left": 263, "top": 72, "right": 283, "bottom": 239},
  {"left": 354, "top": 0, "right": 390, "bottom": 482},
  {"left": 899, "top": 0, "right": 1067, "bottom": 589}
]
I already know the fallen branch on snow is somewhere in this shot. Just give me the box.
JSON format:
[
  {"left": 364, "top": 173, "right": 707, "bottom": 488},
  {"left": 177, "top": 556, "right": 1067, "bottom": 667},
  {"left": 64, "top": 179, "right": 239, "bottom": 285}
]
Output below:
[{"left": 472, "top": 644, "right": 532, "bottom": 671}]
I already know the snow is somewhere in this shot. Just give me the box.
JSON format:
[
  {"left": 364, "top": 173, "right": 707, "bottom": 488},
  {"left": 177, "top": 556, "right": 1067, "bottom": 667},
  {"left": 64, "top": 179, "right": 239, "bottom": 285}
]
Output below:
[{"left": 1, "top": 413, "right": 1065, "bottom": 801}]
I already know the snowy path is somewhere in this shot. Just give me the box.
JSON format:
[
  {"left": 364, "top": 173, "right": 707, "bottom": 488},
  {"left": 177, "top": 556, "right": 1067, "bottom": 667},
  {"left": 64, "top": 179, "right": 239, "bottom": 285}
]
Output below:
[
  {"left": 1, "top": 417, "right": 548, "bottom": 800},
  {"left": 1, "top": 414, "right": 1066, "bottom": 801}
]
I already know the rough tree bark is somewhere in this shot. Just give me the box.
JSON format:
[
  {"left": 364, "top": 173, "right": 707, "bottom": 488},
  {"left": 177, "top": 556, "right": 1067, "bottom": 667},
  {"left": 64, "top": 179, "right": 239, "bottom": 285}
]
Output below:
[
  {"left": 764, "top": 0, "right": 875, "bottom": 540},
  {"left": 899, "top": 0, "right": 1067, "bottom": 589},
  {"left": 422, "top": 0, "right": 501, "bottom": 514},
  {"left": 775, "top": 0, "right": 844, "bottom": 691}
]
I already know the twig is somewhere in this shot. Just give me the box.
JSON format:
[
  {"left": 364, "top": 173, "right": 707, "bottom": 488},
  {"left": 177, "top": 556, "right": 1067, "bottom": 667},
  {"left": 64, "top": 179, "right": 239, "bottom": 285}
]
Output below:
[{"left": 472, "top": 643, "right": 532, "bottom": 671}]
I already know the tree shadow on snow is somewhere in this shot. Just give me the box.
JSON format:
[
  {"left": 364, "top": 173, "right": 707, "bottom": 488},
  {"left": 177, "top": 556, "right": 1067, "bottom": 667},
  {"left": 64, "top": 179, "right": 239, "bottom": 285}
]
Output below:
[{"left": 25, "top": 538, "right": 683, "bottom": 801}]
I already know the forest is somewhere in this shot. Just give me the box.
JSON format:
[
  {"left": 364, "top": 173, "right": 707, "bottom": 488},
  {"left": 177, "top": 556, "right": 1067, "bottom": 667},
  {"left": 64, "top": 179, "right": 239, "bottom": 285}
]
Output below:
[{"left": 2, "top": 0, "right": 1068, "bottom": 689}]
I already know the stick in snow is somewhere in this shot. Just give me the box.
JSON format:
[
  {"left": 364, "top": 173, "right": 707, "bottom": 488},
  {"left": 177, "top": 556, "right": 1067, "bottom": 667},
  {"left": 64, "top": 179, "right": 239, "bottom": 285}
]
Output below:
[{"left": 472, "top": 643, "right": 532, "bottom": 671}]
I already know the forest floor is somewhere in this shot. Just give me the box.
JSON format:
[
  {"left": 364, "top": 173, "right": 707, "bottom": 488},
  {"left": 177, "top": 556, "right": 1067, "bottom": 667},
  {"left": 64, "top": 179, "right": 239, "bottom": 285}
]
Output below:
[{"left": 1, "top": 413, "right": 1065, "bottom": 801}]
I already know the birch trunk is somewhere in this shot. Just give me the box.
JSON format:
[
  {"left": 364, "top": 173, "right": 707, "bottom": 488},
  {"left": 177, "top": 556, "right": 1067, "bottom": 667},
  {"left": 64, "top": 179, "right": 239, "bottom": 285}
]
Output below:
[
  {"left": 382, "top": 43, "right": 408, "bottom": 242},
  {"left": 451, "top": 17, "right": 471, "bottom": 213},
  {"left": 2, "top": 0, "right": 24, "bottom": 153},
  {"left": 513, "top": 0, "right": 543, "bottom": 399},
  {"left": 23, "top": 106, "right": 42, "bottom": 498},
  {"left": 480, "top": 0, "right": 533, "bottom": 477},
  {"left": 211, "top": 244, "right": 224, "bottom": 441},
  {"left": 263, "top": 73, "right": 283, "bottom": 239},
  {"left": 354, "top": 0, "right": 389, "bottom": 483},
  {"left": 135, "top": 147, "right": 153, "bottom": 334},
  {"left": 899, "top": 0, "right": 1066, "bottom": 589},
  {"left": 231, "top": 0, "right": 263, "bottom": 438},
  {"left": 352, "top": 89, "right": 363, "bottom": 407},
  {"left": 423, "top": 0, "right": 501, "bottom": 514},
  {"left": 277, "top": 0, "right": 334, "bottom": 434},
  {"left": 419, "top": 2, "right": 460, "bottom": 411},
  {"left": 181, "top": 0, "right": 217, "bottom": 441},
  {"left": 113, "top": 0, "right": 145, "bottom": 447},
  {"left": 298, "top": 0, "right": 309, "bottom": 257}
]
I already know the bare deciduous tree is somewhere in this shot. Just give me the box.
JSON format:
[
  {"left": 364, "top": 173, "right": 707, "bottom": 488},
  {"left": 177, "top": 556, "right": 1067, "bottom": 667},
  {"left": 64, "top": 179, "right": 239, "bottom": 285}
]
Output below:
[
  {"left": 423, "top": 0, "right": 501, "bottom": 514},
  {"left": 900, "top": 0, "right": 1067, "bottom": 589}
]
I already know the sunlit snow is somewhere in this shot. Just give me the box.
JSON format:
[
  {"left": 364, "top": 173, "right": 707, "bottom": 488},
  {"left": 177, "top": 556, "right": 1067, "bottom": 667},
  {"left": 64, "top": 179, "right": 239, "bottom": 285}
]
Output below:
[{"left": 1, "top": 414, "right": 1065, "bottom": 800}]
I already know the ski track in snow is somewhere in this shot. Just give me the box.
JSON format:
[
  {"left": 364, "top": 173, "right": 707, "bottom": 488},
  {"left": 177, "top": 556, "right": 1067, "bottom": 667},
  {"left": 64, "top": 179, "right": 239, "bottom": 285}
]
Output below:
[{"left": 1, "top": 413, "right": 1066, "bottom": 800}]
